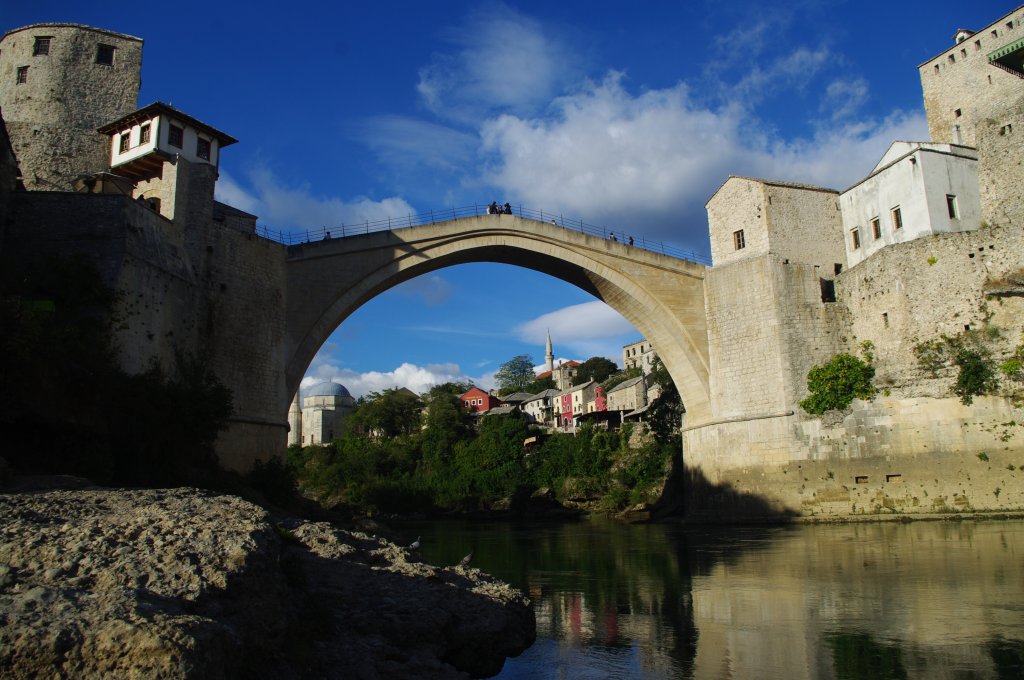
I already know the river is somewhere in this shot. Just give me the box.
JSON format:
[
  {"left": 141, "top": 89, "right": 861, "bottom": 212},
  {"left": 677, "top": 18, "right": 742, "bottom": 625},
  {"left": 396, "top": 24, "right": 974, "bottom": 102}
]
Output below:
[{"left": 392, "top": 517, "right": 1024, "bottom": 679}]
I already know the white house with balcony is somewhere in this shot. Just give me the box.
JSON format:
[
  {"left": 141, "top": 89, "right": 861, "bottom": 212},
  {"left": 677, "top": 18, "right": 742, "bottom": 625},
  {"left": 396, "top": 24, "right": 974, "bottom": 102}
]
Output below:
[
  {"left": 97, "top": 101, "right": 237, "bottom": 181},
  {"left": 840, "top": 141, "right": 980, "bottom": 268}
]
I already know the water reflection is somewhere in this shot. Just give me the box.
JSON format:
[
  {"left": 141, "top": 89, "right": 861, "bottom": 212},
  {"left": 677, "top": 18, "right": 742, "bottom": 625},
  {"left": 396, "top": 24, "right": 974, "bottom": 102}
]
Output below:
[{"left": 394, "top": 518, "right": 1024, "bottom": 679}]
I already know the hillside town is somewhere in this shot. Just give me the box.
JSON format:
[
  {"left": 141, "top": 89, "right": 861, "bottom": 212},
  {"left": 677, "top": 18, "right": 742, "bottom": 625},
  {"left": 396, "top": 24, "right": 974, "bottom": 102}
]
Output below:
[{"left": 288, "top": 334, "right": 663, "bottom": 446}]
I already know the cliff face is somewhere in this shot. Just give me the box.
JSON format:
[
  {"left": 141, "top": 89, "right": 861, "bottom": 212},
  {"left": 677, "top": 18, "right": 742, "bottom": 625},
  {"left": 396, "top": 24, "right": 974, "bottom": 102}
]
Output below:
[{"left": 0, "top": 485, "right": 535, "bottom": 679}]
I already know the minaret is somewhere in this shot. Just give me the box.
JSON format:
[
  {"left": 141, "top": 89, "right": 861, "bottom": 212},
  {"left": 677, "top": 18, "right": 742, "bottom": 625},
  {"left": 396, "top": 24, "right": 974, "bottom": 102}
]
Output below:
[{"left": 545, "top": 330, "right": 554, "bottom": 373}]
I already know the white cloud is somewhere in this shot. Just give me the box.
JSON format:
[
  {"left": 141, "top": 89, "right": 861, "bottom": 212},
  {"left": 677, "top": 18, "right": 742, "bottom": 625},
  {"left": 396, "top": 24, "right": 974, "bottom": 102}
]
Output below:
[
  {"left": 416, "top": 2, "right": 578, "bottom": 124},
  {"left": 301, "top": 361, "right": 481, "bottom": 399},
  {"left": 821, "top": 78, "right": 870, "bottom": 121},
  {"left": 214, "top": 167, "right": 415, "bottom": 233},
  {"left": 517, "top": 301, "right": 634, "bottom": 365},
  {"left": 479, "top": 71, "right": 929, "bottom": 241},
  {"left": 351, "top": 115, "right": 478, "bottom": 171}
]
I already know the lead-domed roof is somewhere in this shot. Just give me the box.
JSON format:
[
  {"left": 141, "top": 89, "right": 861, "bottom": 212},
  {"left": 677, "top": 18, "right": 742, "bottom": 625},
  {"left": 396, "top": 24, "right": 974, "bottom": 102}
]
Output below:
[{"left": 305, "top": 381, "right": 352, "bottom": 398}]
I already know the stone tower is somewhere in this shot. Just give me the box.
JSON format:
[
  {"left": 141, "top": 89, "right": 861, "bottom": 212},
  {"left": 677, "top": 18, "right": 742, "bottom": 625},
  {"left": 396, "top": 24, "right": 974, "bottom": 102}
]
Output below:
[
  {"left": 545, "top": 329, "right": 554, "bottom": 373},
  {"left": 0, "top": 23, "right": 143, "bottom": 190}
]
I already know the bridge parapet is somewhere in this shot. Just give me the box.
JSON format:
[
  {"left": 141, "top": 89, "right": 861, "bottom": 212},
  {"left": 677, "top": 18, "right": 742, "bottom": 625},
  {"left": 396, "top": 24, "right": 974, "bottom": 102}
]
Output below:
[{"left": 256, "top": 203, "right": 710, "bottom": 265}]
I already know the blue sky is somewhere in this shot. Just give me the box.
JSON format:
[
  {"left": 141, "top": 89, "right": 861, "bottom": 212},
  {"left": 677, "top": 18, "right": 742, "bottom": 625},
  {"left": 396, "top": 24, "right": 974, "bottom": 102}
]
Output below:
[{"left": 9, "top": 1, "right": 1011, "bottom": 395}]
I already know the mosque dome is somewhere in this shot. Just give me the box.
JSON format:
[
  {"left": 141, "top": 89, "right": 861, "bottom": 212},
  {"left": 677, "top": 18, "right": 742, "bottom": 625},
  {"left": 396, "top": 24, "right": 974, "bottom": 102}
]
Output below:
[{"left": 305, "top": 381, "right": 352, "bottom": 398}]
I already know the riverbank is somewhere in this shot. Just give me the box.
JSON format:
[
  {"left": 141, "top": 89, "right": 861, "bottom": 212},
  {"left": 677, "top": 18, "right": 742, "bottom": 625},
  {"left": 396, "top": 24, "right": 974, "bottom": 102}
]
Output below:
[{"left": 0, "top": 480, "right": 535, "bottom": 679}]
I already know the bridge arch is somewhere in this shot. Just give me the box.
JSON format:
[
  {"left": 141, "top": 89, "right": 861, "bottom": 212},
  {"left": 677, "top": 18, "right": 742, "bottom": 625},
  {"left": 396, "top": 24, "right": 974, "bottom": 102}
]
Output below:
[{"left": 283, "top": 214, "right": 710, "bottom": 423}]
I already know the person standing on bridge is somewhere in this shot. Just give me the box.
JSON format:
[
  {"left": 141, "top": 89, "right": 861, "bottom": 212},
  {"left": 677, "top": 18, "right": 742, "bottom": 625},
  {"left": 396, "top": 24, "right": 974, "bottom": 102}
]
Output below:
[
  {"left": 503, "top": 202, "right": 512, "bottom": 214},
  {"left": 488, "top": 201, "right": 499, "bottom": 215},
  {"left": 628, "top": 236, "right": 634, "bottom": 247},
  {"left": 610, "top": 232, "right": 617, "bottom": 242}
]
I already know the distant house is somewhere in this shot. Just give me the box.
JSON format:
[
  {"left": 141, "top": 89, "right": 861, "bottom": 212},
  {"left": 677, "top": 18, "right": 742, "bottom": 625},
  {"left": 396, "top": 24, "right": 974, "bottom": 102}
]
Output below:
[
  {"left": 606, "top": 376, "right": 648, "bottom": 414},
  {"left": 460, "top": 386, "right": 502, "bottom": 413},
  {"left": 523, "top": 388, "right": 561, "bottom": 427}
]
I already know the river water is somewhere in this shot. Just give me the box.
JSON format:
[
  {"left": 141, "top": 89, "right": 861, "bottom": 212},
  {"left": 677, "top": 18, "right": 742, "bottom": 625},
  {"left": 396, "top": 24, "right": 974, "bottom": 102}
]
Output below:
[{"left": 393, "top": 517, "right": 1024, "bottom": 679}]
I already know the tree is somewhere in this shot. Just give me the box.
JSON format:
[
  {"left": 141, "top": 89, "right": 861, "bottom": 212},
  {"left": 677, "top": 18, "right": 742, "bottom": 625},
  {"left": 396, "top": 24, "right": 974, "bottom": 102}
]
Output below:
[
  {"left": 573, "top": 356, "right": 619, "bottom": 386},
  {"left": 349, "top": 388, "right": 423, "bottom": 438},
  {"left": 647, "top": 359, "right": 684, "bottom": 442},
  {"left": 526, "top": 375, "right": 556, "bottom": 394},
  {"left": 495, "top": 355, "right": 536, "bottom": 395}
]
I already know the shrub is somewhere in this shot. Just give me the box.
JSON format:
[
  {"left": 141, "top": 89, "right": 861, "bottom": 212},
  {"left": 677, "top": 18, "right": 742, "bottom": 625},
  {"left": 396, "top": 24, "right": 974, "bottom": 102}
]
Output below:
[
  {"left": 800, "top": 353, "right": 877, "bottom": 415},
  {"left": 952, "top": 347, "right": 998, "bottom": 405}
]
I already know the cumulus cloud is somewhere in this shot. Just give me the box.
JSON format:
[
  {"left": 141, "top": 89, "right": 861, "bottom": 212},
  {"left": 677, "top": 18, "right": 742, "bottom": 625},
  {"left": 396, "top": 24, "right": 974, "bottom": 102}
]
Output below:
[
  {"left": 215, "top": 167, "right": 415, "bottom": 233},
  {"left": 416, "top": 2, "right": 578, "bottom": 124},
  {"left": 478, "top": 70, "right": 928, "bottom": 241},
  {"left": 517, "top": 301, "right": 633, "bottom": 363},
  {"left": 301, "top": 360, "right": 482, "bottom": 398}
]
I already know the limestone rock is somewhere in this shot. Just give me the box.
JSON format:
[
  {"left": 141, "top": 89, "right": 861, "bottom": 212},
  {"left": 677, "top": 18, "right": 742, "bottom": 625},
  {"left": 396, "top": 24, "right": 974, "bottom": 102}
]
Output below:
[{"left": 0, "top": 487, "right": 535, "bottom": 679}]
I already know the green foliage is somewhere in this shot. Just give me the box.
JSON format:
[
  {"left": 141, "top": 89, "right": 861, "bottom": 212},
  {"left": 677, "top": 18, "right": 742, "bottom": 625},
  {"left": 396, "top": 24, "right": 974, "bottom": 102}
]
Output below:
[
  {"left": 525, "top": 375, "right": 556, "bottom": 393},
  {"left": 601, "top": 368, "right": 642, "bottom": 392},
  {"left": 977, "top": 451, "right": 989, "bottom": 461},
  {"left": 951, "top": 346, "right": 998, "bottom": 405},
  {"left": 1000, "top": 339, "right": 1024, "bottom": 383},
  {"left": 495, "top": 354, "right": 537, "bottom": 395},
  {"left": 800, "top": 353, "right": 877, "bottom": 415},
  {"left": 350, "top": 388, "right": 423, "bottom": 439},
  {"left": 573, "top": 356, "right": 619, "bottom": 386},
  {"left": 914, "top": 337, "right": 949, "bottom": 377},
  {"left": 927, "top": 255, "right": 937, "bottom": 266}
]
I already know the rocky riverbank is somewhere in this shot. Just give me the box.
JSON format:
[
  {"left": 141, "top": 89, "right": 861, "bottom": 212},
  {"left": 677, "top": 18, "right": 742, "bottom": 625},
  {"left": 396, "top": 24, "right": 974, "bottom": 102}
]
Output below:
[{"left": 0, "top": 482, "right": 535, "bottom": 679}]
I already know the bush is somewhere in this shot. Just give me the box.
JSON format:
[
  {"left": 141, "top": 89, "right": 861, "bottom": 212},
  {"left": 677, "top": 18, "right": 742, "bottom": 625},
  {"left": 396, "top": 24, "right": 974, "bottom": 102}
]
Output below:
[
  {"left": 800, "top": 353, "right": 877, "bottom": 415},
  {"left": 953, "top": 347, "right": 999, "bottom": 405}
]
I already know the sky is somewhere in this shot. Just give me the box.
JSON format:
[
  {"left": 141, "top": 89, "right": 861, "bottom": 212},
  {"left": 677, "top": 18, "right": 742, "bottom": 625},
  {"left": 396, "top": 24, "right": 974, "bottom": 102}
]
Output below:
[{"left": 8, "top": 0, "right": 1013, "bottom": 396}]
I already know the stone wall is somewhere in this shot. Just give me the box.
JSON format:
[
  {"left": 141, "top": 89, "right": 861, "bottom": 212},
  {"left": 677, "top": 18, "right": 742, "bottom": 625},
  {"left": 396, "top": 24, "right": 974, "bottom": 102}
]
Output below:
[
  {"left": 686, "top": 396, "right": 1024, "bottom": 519},
  {"left": 837, "top": 221, "right": 1024, "bottom": 396},
  {"left": 0, "top": 24, "right": 142, "bottom": 190},
  {"left": 976, "top": 101, "right": 1024, "bottom": 228},
  {"left": 703, "top": 254, "right": 847, "bottom": 422},
  {"left": 918, "top": 7, "right": 1024, "bottom": 146},
  {"left": 5, "top": 192, "right": 202, "bottom": 374},
  {"left": 0, "top": 115, "right": 18, "bottom": 252}
]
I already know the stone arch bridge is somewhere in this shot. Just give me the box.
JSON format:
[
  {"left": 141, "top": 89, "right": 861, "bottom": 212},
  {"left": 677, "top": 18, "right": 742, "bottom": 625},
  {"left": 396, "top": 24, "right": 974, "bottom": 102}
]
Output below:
[{"left": 282, "top": 214, "right": 710, "bottom": 430}]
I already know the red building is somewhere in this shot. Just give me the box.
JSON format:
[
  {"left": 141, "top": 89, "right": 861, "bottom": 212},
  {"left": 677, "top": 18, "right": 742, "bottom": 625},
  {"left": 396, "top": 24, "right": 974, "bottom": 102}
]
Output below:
[
  {"left": 559, "top": 391, "right": 573, "bottom": 428},
  {"left": 460, "top": 386, "right": 502, "bottom": 413},
  {"left": 594, "top": 385, "right": 607, "bottom": 411}
]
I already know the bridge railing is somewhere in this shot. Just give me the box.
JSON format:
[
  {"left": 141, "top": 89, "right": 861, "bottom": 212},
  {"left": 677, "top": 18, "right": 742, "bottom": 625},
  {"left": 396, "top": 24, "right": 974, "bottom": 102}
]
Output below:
[{"left": 255, "top": 204, "right": 711, "bottom": 265}]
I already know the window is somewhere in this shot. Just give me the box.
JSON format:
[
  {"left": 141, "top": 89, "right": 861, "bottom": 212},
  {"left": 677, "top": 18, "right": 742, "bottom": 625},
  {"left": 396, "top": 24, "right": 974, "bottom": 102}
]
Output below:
[
  {"left": 33, "top": 37, "right": 51, "bottom": 56},
  {"left": 975, "top": 40, "right": 981, "bottom": 50},
  {"left": 196, "top": 137, "right": 211, "bottom": 161},
  {"left": 954, "top": 108, "right": 961, "bottom": 118},
  {"left": 168, "top": 125, "right": 183, "bottom": 148},
  {"left": 934, "top": 64, "right": 940, "bottom": 74},
  {"left": 16, "top": 66, "right": 28, "bottom": 84},
  {"left": 948, "top": 54, "right": 955, "bottom": 64},
  {"left": 139, "top": 123, "right": 151, "bottom": 144},
  {"left": 733, "top": 229, "right": 745, "bottom": 250},
  {"left": 871, "top": 217, "right": 881, "bottom": 240},
  {"left": 946, "top": 194, "right": 958, "bottom": 219},
  {"left": 851, "top": 228, "right": 860, "bottom": 250},
  {"left": 1008, "top": 22, "right": 1015, "bottom": 31},
  {"left": 95, "top": 44, "right": 115, "bottom": 65},
  {"left": 960, "top": 48, "right": 967, "bottom": 59},
  {"left": 992, "top": 30, "right": 999, "bottom": 38},
  {"left": 891, "top": 207, "right": 903, "bottom": 231},
  {"left": 119, "top": 133, "right": 130, "bottom": 153}
]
